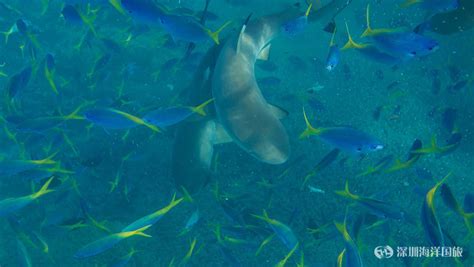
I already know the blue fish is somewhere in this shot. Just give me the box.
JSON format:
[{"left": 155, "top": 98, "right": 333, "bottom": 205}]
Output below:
[
  {"left": 465, "top": 193, "right": 474, "bottom": 213},
  {"left": 0, "top": 177, "right": 54, "bottom": 217},
  {"left": 334, "top": 214, "right": 363, "bottom": 267},
  {"left": 74, "top": 225, "right": 151, "bottom": 259},
  {"left": 159, "top": 13, "right": 231, "bottom": 44},
  {"left": 121, "top": 0, "right": 167, "bottom": 25},
  {"left": 300, "top": 108, "right": 384, "bottom": 154},
  {"left": 253, "top": 210, "right": 298, "bottom": 250},
  {"left": 281, "top": 3, "right": 312, "bottom": 36},
  {"left": 421, "top": 174, "right": 450, "bottom": 246},
  {"left": 342, "top": 22, "right": 401, "bottom": 65},
  {"left": 85, "top": 108, "right": 160, "bottom": 132},
  {"left": 325, "top": 29, "right": 340, "bottom": 71},
  {"left": 143, "top": 98, "right": 213, "bottom": 128},
  {"left": 362, "top": 4, "right": 439, "bottom": 60},
  {"left": 5, "top": 66, "right": 32, "bottom": 100},
  {"left": 61, "top": 5, "right": 82, "bottom": 24}
]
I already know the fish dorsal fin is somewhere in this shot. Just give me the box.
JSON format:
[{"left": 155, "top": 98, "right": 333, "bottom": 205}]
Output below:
[
  {"left": 214, "top": 122, "right": 233, "bottom": 144},
  {"left": 236, "top": 13, "right": 253, "bottom": 54},
  {"left": 257, "top": 44, "right": 271, "bottom": 61},
  {"left": 267, "top": 103, "right": 289, "bottom": 119}
]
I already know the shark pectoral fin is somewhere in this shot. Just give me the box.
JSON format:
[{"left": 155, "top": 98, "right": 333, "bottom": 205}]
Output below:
[
  {"left": 257, "top": 44, "right": 271, "bottom": 61},
  {"left": 214, "top": 122, "right": 233, "bottom": 144},
  {"left": 268, "top": 104, "right": 289, "bottom": 119}
]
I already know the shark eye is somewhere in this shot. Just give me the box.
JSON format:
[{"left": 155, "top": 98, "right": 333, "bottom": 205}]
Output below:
[
  {"left": 356, "top": 147, "right": 362, "bottom": 152},
  {"left": 410, "top": 51, "right": 417, "bottom": 56}
]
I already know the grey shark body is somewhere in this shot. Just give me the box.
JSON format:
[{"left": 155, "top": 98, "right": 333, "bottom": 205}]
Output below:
[
  {"left": 172, "top": 1, "right": 351, "bottom": 193},
  {"left": 212, "top": 10, "right": 301, "bottom": 165}
]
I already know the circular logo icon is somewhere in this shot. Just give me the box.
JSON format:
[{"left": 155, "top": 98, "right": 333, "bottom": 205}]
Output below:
[{"left": 374, "top": 245, "right": 394, "bottom": 259}]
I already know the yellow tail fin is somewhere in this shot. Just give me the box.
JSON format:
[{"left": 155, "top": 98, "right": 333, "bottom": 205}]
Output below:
[
  {"left": 120, "top": 224, "right": 152, "bottom": 238},
  {"left": 361, "top": 4, "right": 402, "bottom": 37},
  {"left": 32, "top": 176, "right": 55, "bottom": 199},
  {"left": 342, "top": 22, "right": 367, "bottom": 50},
  {"left": 207, "top": 21, "right": 232, "bottom": 45},
  {"left": 334, "top": 180, "right": 360, "bottom": 200},
  {"left": 305, "top": 3, "right": 313, "bottom": 17},
  {"left": 276, "top": 242, "right": 299, "bottom": 267},
  {"left": 299, "top": 107, "right": 321, "bottom": 139},
  {"left": 108, "top": 0, "right": 126, "bottom": 15},
  {"left": 30, "top": 152, "right": 58, "bottom": 165},
  {"left": 362, "top": 4, "right": 374, "bottom": 37},
  {"left": 191, "top": 98, "right": 214, "bottom": 116}
]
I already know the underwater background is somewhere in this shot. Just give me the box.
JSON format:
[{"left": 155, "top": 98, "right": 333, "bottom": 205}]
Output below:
[{"left": 0, "top": 0, "right": 473, "bottom": 266}]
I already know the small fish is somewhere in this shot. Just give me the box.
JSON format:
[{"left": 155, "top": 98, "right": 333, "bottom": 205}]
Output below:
[
  {"left": 362, "top": 5, "right": 439, "bottom": 59},
  {"left": 300, "top": 108, "right": 383, "bottom": 154},
  {"left": 121, "top": 193, "right": 183, "bottom": 232},
  {"left": 385, "top": 139, "right": 422, "bottom": 173},
  {"left": 61, "top": 4, "right": 82, "bottom": 24},
  {"left": 0, "top": 153, "right": 58, "bottom": 177},
  {"left": 356, "top": 155, "right": 393, "bottom": 177},
  {"left": 411, "top": 135, "right": 459, "bottom": 155},
  {"left": 465, "top": 193, "right": 474, "bottom": 213},
  {"left": 440, "top": 184, "right": 474, "bottom": 236},
  {"left": 401, "top": 0, "right": 459, "bottom": 13},
  {"left": 15, "top": 19, "right": 41, "bottom": 49},
  {"left": 108, "top": 248, "right": 139, "bottom": 267},
  {"left": 442, "top": 108, "right": 457, "bottom": 133},
  {"left": 253, "top": 210, "right": 298, "bottom": 250},
  {"left": 143, "top": 98, "right": 213, "bottom": 128},
  {"left": 335, "top": 180, "right": 406, "bottom": 220},
  {"left": 16, "top": 239, "right": 32, "bottom": 267},
  {"left": 87, "top": 53, "right": 111, "bottom": 80},
  {"left": 74, "top": 225, "right": 151, "bottom": 259},
  {"left": 301, "top": 148, "right": 339, "bottom": 187},
  {"left": 448, "top": 80, "right": 468, "bottom": 93},
  {"left": 362, "top": 5, "right": 439, "bottom": 60},
  {"left": 44, "top": 53, "right": 59, "bottom": 94},
  {"left": 11, "top": 103, "right": 87, "bottom": 133},
  {"left": 160, "top": 13, "right": 231, "bottom": 45},
  {"left": 121, "top": 0, "right": 168, "bottom": 25},
  {"left": 276, "top": 242, "right": 299, "bottom": 267},
  {"left": 179, "top": 209, "right": 200, "bottom": 236},
  {"left": 1, "top": 22, "right": 18, "bottom": 44},
  {"left": 334, "top": 214, "right": 363, "bottom": 267},
  {"left": 281, "top": 3, "right": 312, "bottom": 36},
  {"left": 421, "top": 173, "right": 451, "bottom": 246},
  {"left": 342, "top": 22, "right": 400, "bottom": 65},
  {"left": 85, "top": 108, "right": 160, "bottom": 132},
  {"left": 308, "top": 185, "right": 325, "bottom": 194},
  {"left": 5, "top": 66, "right": 32, "bottom": 101},
  {"left": 0, "top": 177, "right": 54, "bottom": 217},
  {"left": 325, "top": 28, "right": 340, "bottom": 71}
]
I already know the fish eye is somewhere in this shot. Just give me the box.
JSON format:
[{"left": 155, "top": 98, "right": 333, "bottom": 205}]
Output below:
[
  {"left": 356, "top": 147, "right": 362, "bottom": 152},
  {"left": 410, "top": 51, "right": 417, "bottom": 56}
]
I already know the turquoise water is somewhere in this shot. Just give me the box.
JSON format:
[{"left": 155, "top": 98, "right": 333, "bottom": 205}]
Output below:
[{"left": 0, "top": 0, "right": 473, "bottom": 266}]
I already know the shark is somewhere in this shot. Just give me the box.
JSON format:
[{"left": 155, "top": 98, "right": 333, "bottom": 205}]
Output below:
[{"left": 172, "top": 0, "right": 352, "bottom": 194}]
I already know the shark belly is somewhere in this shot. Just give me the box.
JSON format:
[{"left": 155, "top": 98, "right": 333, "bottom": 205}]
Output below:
[{"left": 211, "top": 14, "right": 294, "bottom": 165}]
